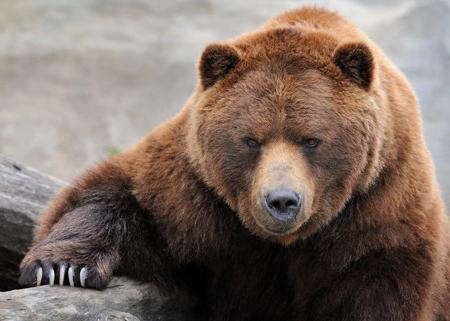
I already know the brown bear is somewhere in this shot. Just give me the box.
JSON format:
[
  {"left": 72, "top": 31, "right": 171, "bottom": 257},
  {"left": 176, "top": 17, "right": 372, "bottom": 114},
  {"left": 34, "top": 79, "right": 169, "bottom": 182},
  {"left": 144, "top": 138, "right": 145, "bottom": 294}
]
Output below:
[{"left": 19, "top": 6, "right": 449, "bottom": 321}]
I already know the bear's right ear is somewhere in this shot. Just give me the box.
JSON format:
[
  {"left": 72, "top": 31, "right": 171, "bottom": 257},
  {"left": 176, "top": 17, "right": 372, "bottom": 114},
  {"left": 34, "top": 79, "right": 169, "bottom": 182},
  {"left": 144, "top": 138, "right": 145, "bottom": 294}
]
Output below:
[{"left": 198, "top": 44, "right": 240, "bottom": 89}]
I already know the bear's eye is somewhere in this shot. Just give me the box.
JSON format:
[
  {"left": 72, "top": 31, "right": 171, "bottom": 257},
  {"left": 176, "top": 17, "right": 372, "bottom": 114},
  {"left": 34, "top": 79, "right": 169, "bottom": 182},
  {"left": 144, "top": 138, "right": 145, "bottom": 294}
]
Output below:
[
  {"left": 245, "top": 137, "right": 261, "bottom": 150},
  {"left": 302, "top": 138, "right": 321, "bottom": 149}
]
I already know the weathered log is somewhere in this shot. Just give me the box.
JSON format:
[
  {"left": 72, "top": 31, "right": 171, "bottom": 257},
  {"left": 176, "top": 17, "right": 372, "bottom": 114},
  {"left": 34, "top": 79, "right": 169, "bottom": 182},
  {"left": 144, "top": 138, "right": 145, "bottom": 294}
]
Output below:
[
  {"left": 0, "top": 155, "right": 65, "bottom": 291},
  {"left": 0, "top": 156, "right": 189, "bottom": 321},
  {"left": 0, "top": 277, "right": 188, "bottom": 321}
]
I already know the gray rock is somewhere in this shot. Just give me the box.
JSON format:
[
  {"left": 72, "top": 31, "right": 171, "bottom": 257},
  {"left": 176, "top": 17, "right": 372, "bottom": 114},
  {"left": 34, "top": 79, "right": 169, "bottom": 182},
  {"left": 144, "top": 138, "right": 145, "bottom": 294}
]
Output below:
[
  {"left": 94, "top": 311, "right": 142, "bottom": 321},
  {"left": 0, "top": 277, "right": 187, "bottom": 321},
  {"left": 0, "top": 155, "right": 65, "bottom": 290}
]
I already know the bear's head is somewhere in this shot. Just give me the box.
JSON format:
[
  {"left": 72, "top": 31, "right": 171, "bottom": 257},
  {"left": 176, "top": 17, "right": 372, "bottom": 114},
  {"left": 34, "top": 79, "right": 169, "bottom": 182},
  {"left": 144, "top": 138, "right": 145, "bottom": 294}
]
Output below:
[{"left": 187, "top": 28, "right": 384, "bottom": 245}]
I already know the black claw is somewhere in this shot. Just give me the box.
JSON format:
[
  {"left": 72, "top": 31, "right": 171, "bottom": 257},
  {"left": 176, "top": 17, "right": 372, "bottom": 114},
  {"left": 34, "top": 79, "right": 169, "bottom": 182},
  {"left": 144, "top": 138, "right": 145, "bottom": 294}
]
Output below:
[
  {"left": 56, "top": 261, "right": 69, "bottom": 286},
  {"left": 19, "top": 261, "right": 41, "bottom": 287},
  {"left": 69, "top": 264, "right": 81, "bottom": 287},
  {"left": 41, "top": 261, "right": 54, "bottom": 285}
]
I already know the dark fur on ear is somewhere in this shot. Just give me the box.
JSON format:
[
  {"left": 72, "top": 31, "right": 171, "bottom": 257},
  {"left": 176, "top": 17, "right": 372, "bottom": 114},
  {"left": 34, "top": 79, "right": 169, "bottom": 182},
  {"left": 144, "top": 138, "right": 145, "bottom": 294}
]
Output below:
[
  {"left": 333, "top": 42, "right": 374, "bottom": 89},
  {"left": 199, "top": 44, "right": 240, "bottom": 89}
]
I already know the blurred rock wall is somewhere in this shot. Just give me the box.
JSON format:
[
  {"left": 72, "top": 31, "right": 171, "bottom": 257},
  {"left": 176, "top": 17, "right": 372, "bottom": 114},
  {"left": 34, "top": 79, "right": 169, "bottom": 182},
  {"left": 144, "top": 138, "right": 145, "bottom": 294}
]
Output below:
[{"left": 0, "top": 0, "right": 449, "bottom": 208}]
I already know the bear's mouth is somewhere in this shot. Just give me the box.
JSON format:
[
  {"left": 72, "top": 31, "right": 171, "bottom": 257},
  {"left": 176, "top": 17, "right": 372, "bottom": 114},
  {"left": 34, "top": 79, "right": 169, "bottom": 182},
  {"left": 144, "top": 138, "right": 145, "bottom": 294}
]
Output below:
[{"left": 252, "top": 206, "right": 311, "bottom": 237}]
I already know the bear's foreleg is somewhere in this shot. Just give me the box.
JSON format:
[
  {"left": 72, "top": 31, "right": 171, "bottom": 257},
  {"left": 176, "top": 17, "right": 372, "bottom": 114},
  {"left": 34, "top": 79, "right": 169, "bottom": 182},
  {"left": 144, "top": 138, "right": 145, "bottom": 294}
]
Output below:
[{"left": 19, "top": 164, "right": 173, "bottom": 290}]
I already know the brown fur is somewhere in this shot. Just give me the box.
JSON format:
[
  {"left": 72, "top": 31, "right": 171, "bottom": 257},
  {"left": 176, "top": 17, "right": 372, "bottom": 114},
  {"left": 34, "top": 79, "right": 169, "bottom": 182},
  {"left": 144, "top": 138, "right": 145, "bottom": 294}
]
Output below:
[{"left": 20, "top": 7, "right": 449, "bottom": 321}]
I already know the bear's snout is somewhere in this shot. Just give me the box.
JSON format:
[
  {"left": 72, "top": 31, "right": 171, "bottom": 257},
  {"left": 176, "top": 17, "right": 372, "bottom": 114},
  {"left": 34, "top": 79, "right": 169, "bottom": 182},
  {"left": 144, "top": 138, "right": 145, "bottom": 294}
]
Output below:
[
  {"left": 263, "top": 188, "right": 302, "bottom": 225},
  {"left": 245, "top": 140, "right": 315, "bottom": 238}
]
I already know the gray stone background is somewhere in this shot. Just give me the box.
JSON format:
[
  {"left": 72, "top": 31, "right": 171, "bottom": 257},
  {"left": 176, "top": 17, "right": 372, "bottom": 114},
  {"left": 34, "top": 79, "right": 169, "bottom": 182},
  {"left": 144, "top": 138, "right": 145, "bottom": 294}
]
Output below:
[{"left": 0, "top": 0, "right": 449, "bottom": 208}]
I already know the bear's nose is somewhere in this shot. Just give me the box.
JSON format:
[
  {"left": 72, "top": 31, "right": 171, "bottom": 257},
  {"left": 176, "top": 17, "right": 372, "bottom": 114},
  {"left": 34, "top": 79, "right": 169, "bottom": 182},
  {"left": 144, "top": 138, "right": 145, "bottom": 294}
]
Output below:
[{"left": 264, "top": 188, "right": 302, "bottom": 222}]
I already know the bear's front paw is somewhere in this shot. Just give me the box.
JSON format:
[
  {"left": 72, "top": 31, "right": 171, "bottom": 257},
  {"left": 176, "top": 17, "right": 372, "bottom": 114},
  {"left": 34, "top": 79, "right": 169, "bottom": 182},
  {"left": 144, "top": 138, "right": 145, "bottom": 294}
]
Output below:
[
  {"left": 19, "top": 248, "right": 117, "bottom": 290},
  {"left": 19, "top": 260, "right": 97, "bottom": 288}
]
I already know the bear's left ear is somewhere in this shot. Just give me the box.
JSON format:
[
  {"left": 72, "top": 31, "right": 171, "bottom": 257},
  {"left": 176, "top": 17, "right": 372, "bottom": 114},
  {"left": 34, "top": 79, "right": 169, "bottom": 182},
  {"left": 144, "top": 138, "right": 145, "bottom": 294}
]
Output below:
[
  {"left": 198, "top": 43, "right": 240, "bottom": 89},
  {"left": 333, "top": 42, "right": 375, "bottom": 90}
]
